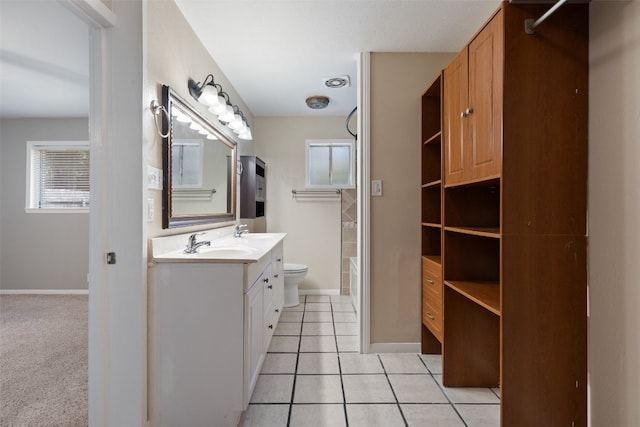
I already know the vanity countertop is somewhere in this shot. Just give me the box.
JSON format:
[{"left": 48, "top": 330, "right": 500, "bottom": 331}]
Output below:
[{"left": 151, "top": 232, "right": 286, "bottom": 264}]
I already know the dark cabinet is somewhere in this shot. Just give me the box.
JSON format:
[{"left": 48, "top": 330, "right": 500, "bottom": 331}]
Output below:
[{"left": 240, "top": 156, "right": 265, "bottom": 218}]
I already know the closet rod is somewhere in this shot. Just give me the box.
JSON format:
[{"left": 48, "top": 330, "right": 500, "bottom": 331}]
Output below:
[{"left": 524, "top": 0, "right": 567, "bottom": 34}]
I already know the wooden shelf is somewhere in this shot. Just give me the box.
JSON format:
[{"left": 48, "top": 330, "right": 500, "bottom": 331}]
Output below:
[
  {"left": 444, "top": 226, "right": 500, "bottom": 239},
  {"left": 424, "top": 131, "right": 442, "bottom": 145},
  {"left": 422, "top": 179, "right": 442, "bottom": 188},
  {"left": 445, "top": 280, "right": 500, "bottom": 316},
  {"left": 422, "top": 255, "right": 442, "bottom": 267},
  {"left": 422, "top": 222, "right": 442, "bottom": 229}
]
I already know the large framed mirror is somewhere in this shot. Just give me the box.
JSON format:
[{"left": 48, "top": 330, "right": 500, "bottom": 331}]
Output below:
[{"left": 162, "top": 85, "right": 236, "bottom": 228}]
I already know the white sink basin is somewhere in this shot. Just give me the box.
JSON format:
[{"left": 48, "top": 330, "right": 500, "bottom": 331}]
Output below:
[
  {"left": 239, "top": 233, "right": 277, "bottom": 240},
  {"left": 194, "top": 246, "right": 258, "bottom": 257}
]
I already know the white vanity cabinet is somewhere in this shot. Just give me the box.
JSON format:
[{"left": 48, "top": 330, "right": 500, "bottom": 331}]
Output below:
[{"left": 149, "top": 233, "right": 286, "bottom": 427}]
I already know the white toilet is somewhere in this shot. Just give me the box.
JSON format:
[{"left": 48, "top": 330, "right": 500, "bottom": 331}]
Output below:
[{"left": 283, "top": 263, "right": 308, "bottom": 307}]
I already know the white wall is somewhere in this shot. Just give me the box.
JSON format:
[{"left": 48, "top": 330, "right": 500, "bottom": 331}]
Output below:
[
  {"left": 0, "top": 118, "right": 89, "bottom": 291},
  {"left": 369, "top": 53, "right": 455, "bottom": 345},
  {"left": 145, "top": 0, "right": 254, "bottom": 240},
  {"left": 589, "top": 2, "right": 640, "bottom": 425},
  {"left": 255, "top": 116, "right": 348, "bottom": 292}
]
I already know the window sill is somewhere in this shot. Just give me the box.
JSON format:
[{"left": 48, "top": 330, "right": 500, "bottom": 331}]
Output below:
[{"left": 25, "top": 208, "right": 90, "bottom": 214}]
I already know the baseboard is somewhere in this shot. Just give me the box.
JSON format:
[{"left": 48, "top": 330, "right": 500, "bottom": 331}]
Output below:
[
  {"left": 0, "top": 289, "right": 89, "bottom": 295},
  {"left": 370, "top": 342, "right": 422, "bottom": 354},
  {"left": 298, "top": 288, "right": 340, "bottom": 296}
]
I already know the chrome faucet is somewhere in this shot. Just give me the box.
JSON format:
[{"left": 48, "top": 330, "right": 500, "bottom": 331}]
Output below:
[
  {"left": 234, "top": 224, "right": 249, "bottom": 238},
  {"left": 184, "top": 232, "right": 211, "bottom": 254}
]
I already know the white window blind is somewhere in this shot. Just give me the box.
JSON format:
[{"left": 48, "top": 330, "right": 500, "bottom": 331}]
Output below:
[{"left": 27, "top": 142, "right": 90, "bottom": 211}]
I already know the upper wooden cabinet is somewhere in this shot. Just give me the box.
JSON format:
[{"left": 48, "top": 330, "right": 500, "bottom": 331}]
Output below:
[{"left": 444, "top": 9, "right": 503, "bottom": 186}]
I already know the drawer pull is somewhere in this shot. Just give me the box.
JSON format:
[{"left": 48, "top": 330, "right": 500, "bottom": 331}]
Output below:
[
  {"left": 263, "top": 277, "right": 269, "bottom": 283},
  {"left": 277, "top": 258, "right": 282, "bottom": 262},
  {"left": 275, "top": 308, "right": 279, "bottom": 313},
  {"left": 268, "top": 324, "right": 273, "bottom": 330},
  {"left": 426, "top": 278, "right": 435, "bottom": 285},
  {"left": 425, "top": 312, "right": 435, "bottom": 321},
  {"left": 274, "top": 274, "right": 279, "bottom": 278},
  {"left": 267, "top": 285, "right": 273, "bottom": 289}
]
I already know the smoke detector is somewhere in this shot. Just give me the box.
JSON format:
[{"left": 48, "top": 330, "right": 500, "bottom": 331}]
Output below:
[
  {"left": 323, "top": 75, "right": 350, "bottom": 89},
  {"left": 305, "top": 95, "right": 330, "bottom": 109}
]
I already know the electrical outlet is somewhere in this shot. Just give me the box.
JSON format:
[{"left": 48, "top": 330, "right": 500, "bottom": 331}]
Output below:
[
  {"left": 147, "top": 198, "right": 154, "bottom": 222},
  {"left": 372, "top": 180, "right": 383, "bottom": 196}
]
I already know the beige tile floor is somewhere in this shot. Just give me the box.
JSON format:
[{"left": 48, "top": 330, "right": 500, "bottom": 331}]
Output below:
[{"left": 239, "top": 295, "right": 500, "bottom": 426}]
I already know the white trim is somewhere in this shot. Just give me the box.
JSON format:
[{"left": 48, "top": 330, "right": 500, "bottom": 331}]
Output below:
[
  {"left": 298, "top": 288, "right": 340, "bottom": 296},
  {"left": 358, "top": 52, "right": 371, "bottom": 354},
  {"left": 0, "top": 289, "right": 89, "bottom": 295},
  {"left": 370, "top": 342, "right": 422, "bottom": 354},
  {"left": 65, "top": 0, "right": 116, "bottom": 28}
]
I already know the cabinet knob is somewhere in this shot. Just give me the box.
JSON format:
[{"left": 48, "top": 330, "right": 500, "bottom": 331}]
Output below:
[
  {"left": 274, "top": 274, "right": 279, "bottom": 278},
  {"left": 268, "top": 324, "right": 273, "bottom": 329},
  {"left": 268, "top": 284, "right": 273, "bottom": 289},
  {"left": 277, "top": 258, "right": 282, "bottom": 262},
  {"left": 263, "top": 277, "right": 269, "bottom": 283},
  {"left": 275, "top": 308, "right": 279, "bottom": 313},
  {"left": 460, "top": 108, "right": 473, "bottom": 118}
]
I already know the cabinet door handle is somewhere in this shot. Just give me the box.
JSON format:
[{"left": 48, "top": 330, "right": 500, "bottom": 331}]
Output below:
[
  {"left": 263, "top": 277, "right": 269, "bottom": 283},
  {"left": 275, "top": 308, "right": 279, "bottom": 313},
  {"left": 268, "top": 285, "right": 273, "bottom": 289},
  {"left": 425, "top": 312, "right": 435, "bottom": 321},
  {"left": 268, "top": 324, "right": 273, "bottom": 330},
  {"left": 460, "top": 108, "right": 473, "bottom": 118},
  {"left": 276, "top": 258, "right": 282, "bottom": 262},
  {"left": 426, "top": 279, "right": 435, "bottom": 285},
  {"left": 274, "top": 274, "right": 279, "bottom": 278}
]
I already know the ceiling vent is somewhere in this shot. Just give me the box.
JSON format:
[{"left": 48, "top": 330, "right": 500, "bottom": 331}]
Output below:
[
  {"left": 323, "top": 75, "right": 350, "bottom": 89},
  {"left": 305, "top": 96, "right": 330, "bottom": 110}
]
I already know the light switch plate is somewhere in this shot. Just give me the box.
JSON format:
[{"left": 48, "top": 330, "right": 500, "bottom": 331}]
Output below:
[
  {"left": 371, "top": 180, "right": 383, "bottom": 196},
  {"left": 147, "top": 165, "right": 162, "bottom": 190}
]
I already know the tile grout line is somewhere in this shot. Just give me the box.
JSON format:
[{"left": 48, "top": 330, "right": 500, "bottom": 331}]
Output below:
[
  {"left": 332, "top": 297, "right": 350, "bottom": 427},
  {"left": 286, "top": 295, "right": 306, "bottom": 427},
  {"left": 417, "top": 355, "right": 469, "bottom": 427},
  {"left": 377, "top": 354, "right": 410, "bottom": 427}
]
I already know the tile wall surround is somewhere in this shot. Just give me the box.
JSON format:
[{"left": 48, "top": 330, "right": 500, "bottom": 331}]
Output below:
[
  {"left": 239, "top": 295, "right": 500, "bottom": 427},
  {"left": 341, "top": 189, "right": 357, "bottom": 295}
]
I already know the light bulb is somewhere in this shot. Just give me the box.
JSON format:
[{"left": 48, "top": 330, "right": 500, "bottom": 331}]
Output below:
[
  {"left": 198, "top": 85, "right": 219, "bottom": 106},
  {"left": 228, "top": 114, "right": 243, "bottom": 130},
  {"left": 208, "top": 96, "right": 227, "bottom": 115},
  {"left": 218, "top": 105, "right": 235, "bottom": 122}
]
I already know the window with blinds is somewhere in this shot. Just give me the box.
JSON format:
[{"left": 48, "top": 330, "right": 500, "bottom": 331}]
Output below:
[{"left": 26, "top": 141, "right": 90, "bottom": 212}]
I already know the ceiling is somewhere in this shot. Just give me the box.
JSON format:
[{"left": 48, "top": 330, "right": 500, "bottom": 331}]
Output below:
[{"left": 0, "top": 0, "right": 504, "bottom": 119}]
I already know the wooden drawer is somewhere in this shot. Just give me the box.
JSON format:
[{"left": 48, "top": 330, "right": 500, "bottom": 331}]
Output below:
[
  {"left": 422, "top": 296, "right": 443, "bottom": 341},
  {"left": 422, "top": 256, "right": 442, "bottom": 281},
  {"left": 422, "top": 270, "right": 443, "bottom": 304}
]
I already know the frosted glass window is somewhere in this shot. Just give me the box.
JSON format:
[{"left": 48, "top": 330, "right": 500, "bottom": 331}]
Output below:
[
  {"left": 331, "top": 145, "right": 351, "bottom": 185},
  {"left": 305, "top": 139, "right": 355, "bottom": 189},
  {"left": 308, "top": 145, "right": 331, "bottom": 185}
]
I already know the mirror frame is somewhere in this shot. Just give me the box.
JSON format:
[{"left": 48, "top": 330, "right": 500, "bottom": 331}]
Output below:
[{"left": 162, "top": 85, "right": 237, "bottom": 228}]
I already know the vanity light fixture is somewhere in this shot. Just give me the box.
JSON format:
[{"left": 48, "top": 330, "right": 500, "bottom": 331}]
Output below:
[{"left": 187, "top": 74, "right": 253, "bottom": 141}]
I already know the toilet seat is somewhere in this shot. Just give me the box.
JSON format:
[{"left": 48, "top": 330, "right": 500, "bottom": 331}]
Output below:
[{"left": 284, "top": 263, "right": 308, "bottom": 274}]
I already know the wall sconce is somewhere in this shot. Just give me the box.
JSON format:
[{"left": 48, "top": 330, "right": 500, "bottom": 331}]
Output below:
[{"left": 188, "top": 74, "right": 252, "bottom": 140}]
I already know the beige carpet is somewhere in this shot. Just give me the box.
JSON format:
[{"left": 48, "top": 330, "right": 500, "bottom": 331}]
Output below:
[{"left": 0, "top": 295, "right": 88, "bottom": 427}]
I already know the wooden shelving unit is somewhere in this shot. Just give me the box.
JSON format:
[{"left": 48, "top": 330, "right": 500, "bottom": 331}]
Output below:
[
  {"left": 420, "top": 73, "right": 444, "bottom": 352},
  {"left": 420, "top": 2, "right": 588, "bottom": 425}
]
